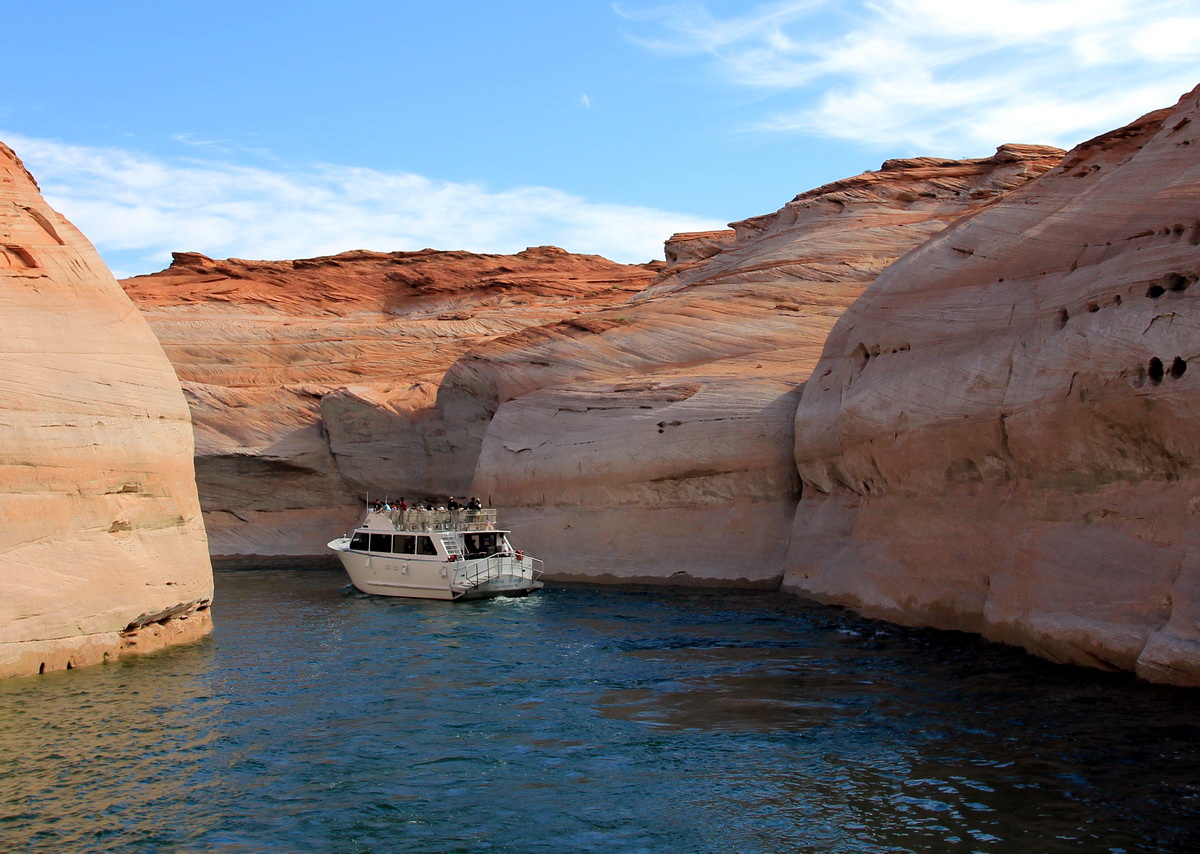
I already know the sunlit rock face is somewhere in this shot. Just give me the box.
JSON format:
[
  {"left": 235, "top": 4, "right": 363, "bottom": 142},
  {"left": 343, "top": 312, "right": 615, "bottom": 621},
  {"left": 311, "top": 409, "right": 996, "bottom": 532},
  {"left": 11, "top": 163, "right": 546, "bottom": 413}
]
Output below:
[
  {"left": 121, "top": 247, "right": 655, "bottom": 562},
  {"left": 445, "top": 146, "right": 1063, "bottom": 584},
  {"left": 787, "top": 86, "right": 1200, "bottom": 686},
  {"left": 0, "top": 143, "right": 213, "bottom": 679}
]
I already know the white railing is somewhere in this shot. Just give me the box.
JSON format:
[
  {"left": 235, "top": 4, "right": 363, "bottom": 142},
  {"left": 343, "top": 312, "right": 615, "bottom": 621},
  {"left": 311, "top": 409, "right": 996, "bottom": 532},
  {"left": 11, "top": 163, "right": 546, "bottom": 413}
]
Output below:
[
  {"left": 454, "top": 553, "right": 544, "bottom": 589},
  {"left": 379, "top": 508, "right": 499, "bottom": 532}
]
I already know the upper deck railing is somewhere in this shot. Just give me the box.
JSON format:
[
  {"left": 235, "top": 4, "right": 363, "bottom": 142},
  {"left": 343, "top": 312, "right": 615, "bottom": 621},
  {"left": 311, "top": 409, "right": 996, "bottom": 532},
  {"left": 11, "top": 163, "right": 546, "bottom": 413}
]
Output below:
[{"left": 372, "top": 508, "right": 500, "bottom": 533}]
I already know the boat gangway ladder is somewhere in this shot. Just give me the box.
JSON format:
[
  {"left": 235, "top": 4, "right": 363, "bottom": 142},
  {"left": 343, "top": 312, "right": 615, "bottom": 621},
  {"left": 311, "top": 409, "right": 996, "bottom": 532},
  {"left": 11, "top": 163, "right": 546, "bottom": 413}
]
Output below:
[{"left": 441, "top": 535, "right": 464, "bottom": 560}]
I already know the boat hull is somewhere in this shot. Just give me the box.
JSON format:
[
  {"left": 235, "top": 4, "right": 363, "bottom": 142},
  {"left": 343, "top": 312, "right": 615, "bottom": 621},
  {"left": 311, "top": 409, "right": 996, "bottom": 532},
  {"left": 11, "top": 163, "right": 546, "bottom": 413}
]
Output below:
[{"left": 329, "top": 539, "right": 542, "bottom": 601}]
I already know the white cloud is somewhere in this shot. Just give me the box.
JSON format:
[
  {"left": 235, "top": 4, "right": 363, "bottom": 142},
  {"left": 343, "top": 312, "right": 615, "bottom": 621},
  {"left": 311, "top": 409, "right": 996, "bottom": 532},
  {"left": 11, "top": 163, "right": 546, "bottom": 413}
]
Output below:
[
  {"left": 622, "top": 0, "right": 1200, "bottom": 153},
  {"left": 2, "top": 133, "right": 724, "bottom": 276}
]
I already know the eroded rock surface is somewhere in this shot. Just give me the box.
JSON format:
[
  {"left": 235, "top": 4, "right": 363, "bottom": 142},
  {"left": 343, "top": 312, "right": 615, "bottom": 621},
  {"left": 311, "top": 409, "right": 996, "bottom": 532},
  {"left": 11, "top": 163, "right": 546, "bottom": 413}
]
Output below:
[
  {"left": 121, "top": 247, "right": 655, "bottom": 561},
  {"left": 787, "top": 86, "right": 1200, "bottom": 685},
  {"left": 444, "top": 146, "right": 1063, "bottom": 584},
  {"left": 0, "top": 143, "right": 213, "bottom": 679}
]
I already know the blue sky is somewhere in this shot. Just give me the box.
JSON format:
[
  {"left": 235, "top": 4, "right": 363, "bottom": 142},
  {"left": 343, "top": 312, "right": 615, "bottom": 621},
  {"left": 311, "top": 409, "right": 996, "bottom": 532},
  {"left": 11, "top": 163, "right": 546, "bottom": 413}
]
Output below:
[{"left": 3, "top": 0, "right": 1199, "bottom": 276}]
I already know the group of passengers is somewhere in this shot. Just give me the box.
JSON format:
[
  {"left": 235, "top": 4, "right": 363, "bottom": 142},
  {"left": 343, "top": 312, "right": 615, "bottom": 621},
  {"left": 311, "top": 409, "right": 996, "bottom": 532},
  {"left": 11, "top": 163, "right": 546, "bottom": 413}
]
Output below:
[{"left": 371, "top": 496, "right": 484, "bottom": 513}]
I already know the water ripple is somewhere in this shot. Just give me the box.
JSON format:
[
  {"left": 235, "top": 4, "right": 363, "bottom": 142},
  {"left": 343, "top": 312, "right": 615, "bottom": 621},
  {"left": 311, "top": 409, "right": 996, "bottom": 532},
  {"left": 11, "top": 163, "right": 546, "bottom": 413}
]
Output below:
[{"left": 1, "top": 571, "right": 1199, "bottom": 852}]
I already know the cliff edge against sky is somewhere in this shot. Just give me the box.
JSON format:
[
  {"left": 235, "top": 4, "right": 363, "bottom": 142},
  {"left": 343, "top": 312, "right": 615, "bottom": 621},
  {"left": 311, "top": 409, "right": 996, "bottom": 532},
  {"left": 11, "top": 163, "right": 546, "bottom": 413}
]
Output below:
[
  {"left": 111, "top": 84, "right": 1200, "bottom": 685},
  {"left": 0, "top": 142, "right": 213, "bottom": 679},
  {"left": 444, "top": 144, "right": 1063, "bottom": 586},
  {"left": 787, "top": 85, "right": 1200, "bottom": 685},
  {"left": 120, "top": 247, "right": 654, "bottom": 562}
]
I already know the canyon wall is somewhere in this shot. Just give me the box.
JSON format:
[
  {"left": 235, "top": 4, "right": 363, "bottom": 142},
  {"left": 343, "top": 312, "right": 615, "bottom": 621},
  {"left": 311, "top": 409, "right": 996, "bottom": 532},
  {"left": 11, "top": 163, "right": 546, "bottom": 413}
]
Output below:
[
  {"left": 121, "top": 247, "right": 654, "bottom": 562},
  {"left": 111, "top": 84, "right": 1200, "bottom": 685},
  {"left": 0, "top": 143, "right": 213, "bottom": 679},
  {"left": 444, "top": 146, "right": 1063, "bottom": 585},
  {"left": 786, "top": 86, "right": 1200, "bottom": 685}
]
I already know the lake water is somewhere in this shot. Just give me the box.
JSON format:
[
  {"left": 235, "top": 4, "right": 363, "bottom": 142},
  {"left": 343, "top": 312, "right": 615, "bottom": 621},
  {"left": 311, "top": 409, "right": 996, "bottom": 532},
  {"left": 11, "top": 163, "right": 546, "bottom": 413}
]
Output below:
[{"left": 2, "top": 568, "right": 1200, "bottom": 853}]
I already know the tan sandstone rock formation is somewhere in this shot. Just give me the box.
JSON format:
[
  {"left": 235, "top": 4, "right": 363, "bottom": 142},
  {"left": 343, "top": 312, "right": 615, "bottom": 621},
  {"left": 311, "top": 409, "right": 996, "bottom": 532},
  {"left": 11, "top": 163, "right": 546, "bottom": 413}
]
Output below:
[
  {"left": 120, "top": 247, "right": 655, "bottom": 562},
  {"left": 443, "top": 146, "right": 1063, "bottom": 585},
  {"left": 0, "top": 143, "right": 213, "bottom": 679},
  {"left": 786, "top": 85, "right": 1200, "bottom": 685}
]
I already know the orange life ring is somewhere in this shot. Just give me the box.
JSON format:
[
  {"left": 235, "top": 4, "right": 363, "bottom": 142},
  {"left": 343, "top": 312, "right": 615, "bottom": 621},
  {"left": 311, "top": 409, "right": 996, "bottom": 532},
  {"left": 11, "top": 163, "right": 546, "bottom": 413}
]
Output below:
[{"left": 515, "top": 550, "right": 524, "bottom": 561}]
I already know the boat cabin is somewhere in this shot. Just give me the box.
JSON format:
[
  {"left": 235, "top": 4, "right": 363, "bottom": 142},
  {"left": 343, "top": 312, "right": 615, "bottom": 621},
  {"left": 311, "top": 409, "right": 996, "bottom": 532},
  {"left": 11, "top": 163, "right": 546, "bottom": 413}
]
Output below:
[{"left": 345, "top": 508, "right": 513, "bottom": 562}]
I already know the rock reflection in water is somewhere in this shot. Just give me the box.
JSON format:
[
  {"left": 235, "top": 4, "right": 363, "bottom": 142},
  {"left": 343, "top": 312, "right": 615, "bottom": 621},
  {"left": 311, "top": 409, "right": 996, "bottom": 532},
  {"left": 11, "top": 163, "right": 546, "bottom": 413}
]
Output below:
[
  {"left": 0, "top": 643, "right": 226, "bottom": 851},
  {"left": 1, "top": 570, "right": 1199, "bottom": 853}
]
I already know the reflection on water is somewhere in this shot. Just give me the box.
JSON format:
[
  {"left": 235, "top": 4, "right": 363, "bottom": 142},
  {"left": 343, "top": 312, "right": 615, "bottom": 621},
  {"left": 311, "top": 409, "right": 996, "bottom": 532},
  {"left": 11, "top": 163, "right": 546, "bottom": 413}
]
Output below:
[{"left": 1, "top": 569, "right": 1199, "bottom": 852}]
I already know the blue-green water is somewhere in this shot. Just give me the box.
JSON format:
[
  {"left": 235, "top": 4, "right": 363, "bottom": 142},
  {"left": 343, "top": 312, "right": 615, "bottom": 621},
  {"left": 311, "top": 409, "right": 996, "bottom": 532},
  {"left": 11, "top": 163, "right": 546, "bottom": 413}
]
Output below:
[{"left": 2, "top": 569, "right": 1200, "bottom": 853}]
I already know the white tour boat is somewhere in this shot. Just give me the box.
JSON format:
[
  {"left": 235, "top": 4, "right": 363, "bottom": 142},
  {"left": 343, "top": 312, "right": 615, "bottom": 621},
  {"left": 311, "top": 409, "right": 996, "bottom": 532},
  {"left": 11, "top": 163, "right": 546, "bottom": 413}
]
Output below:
[{"left": 327, "top": 505, "right": 544, "bottom": 600}]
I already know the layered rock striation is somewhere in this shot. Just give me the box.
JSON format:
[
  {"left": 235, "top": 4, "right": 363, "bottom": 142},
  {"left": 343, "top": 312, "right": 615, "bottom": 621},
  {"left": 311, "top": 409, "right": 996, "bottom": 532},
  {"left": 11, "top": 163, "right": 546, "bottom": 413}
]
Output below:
[
  {"left": 442, "top": 146, "right": 1063, "bottom": 585},
  {"left": 0, "top": 143, "right": 213, "bottom": 679},
  {"left": 109, "top": 84, "right": 1200, "bottom": 685},
  {"left": 786, "top": 86, "right": 1200, "bottom": 685},
  {"left": 121, "top": 247, "right": 655, "bottom": 562}
]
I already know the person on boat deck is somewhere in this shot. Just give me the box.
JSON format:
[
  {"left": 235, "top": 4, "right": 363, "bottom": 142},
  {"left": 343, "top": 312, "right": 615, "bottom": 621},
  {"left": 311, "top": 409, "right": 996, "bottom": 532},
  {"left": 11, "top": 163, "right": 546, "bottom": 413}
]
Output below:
[
  {"left": 447, "top": 497, "right": 460, "bottom": 511},
  {"left": 372, "top": 500, "right": 383, "bottom": 512},
  {"left": 398, "top": 498, "right": 408, "bottom": 511},
  {"left": 468, "top": 496, "right": 482, "bottom": 511}
]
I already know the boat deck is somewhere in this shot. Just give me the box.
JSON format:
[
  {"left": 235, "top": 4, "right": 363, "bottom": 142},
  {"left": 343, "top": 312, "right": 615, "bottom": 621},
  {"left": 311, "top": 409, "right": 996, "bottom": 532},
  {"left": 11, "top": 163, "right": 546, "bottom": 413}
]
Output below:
[{"left": 369, "top": 508, "right": 502, "bottom": 533}]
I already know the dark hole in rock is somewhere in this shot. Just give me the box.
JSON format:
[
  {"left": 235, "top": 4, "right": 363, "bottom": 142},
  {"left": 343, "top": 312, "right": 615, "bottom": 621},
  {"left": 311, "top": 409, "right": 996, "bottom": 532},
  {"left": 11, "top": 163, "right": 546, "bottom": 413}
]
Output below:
[
  {"left": 1057, "top": 308, "right": 1069, "bottom": 328},
  {"left": 1149, "top": 357, "right": 1165, "bottom": 385},
  {"left": 1086, "top": 302, "right": 1099, "bottom": 312},
  {"left": 1114, "top": 294, "right": 1123, "bottom": 306},
  {"left": 1147, "top": 284, "right": 1166, "bottom": 298},
  {"left": 1167, "top": 272, "right": 1194, "bottom": 292},
  {"left": 1171, "top": 357, "right": 1188, "bottom": 379},
  {"left": 852, "top": 342, "right": 870, "bottom": 372}
]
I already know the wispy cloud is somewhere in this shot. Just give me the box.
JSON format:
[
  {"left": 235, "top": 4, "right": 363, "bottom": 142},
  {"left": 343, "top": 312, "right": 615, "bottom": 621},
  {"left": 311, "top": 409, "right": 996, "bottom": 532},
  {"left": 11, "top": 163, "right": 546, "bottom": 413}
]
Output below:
[
  {"left": 621, "top": 0, "right": 1200, "bottom": 152},
  {"left": 2, "top": 133, "right": 723, "bottom": 276}
]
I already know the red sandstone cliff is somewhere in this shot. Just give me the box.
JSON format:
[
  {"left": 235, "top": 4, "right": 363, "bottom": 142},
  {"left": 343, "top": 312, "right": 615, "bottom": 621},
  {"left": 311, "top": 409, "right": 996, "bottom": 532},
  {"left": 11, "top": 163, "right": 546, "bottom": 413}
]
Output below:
[
  {"left": 121, "top": 247, "right": 655, "bottom": 561},
  {"left": 441, "top": 145, "right": 1063, "bottom": 584},
  {"left": 111, "top": 83, "right": 1200, "bottom": 686},
  {"left": 786, "top": 85, "right": 1200, "bottom": 685},
  {"left": 0, "top": 143, "right": 213, "bottom": 679}
]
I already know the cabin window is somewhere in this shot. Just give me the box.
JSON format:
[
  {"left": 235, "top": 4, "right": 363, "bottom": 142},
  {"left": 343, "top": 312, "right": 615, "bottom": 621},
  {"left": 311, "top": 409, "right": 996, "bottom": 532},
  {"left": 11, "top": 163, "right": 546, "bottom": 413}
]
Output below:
[
  {"left": 395, "top": 535, "right": 416, "bottom": 555},
  {"left": 349, "top": 532, "right": 369, "bottom": 550},
  {"left": 369, "top": 533, "right": 392, "bottom": 553},
  {"left": 416, "top": 536, "right": 438, "bottom": 556}
]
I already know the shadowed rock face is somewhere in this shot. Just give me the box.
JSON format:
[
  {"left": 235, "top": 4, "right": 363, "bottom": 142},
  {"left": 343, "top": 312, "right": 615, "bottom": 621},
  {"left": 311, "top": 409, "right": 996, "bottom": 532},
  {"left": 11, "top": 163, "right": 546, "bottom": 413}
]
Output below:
[
  {"left": 787, "top": 85, "right": 1200, "bottom": 685},
  {"left": 0, "top": 143, "right": 213, "bottom": 679},
  {"left": 121, "top": 247, "right": 656, "bottom": 561},
  {"left": 442, "top": 145, "right": 1063, "bottom": 585},
  {"left": 110, "top": 83, "right": 1200, "bottom": 685}
]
